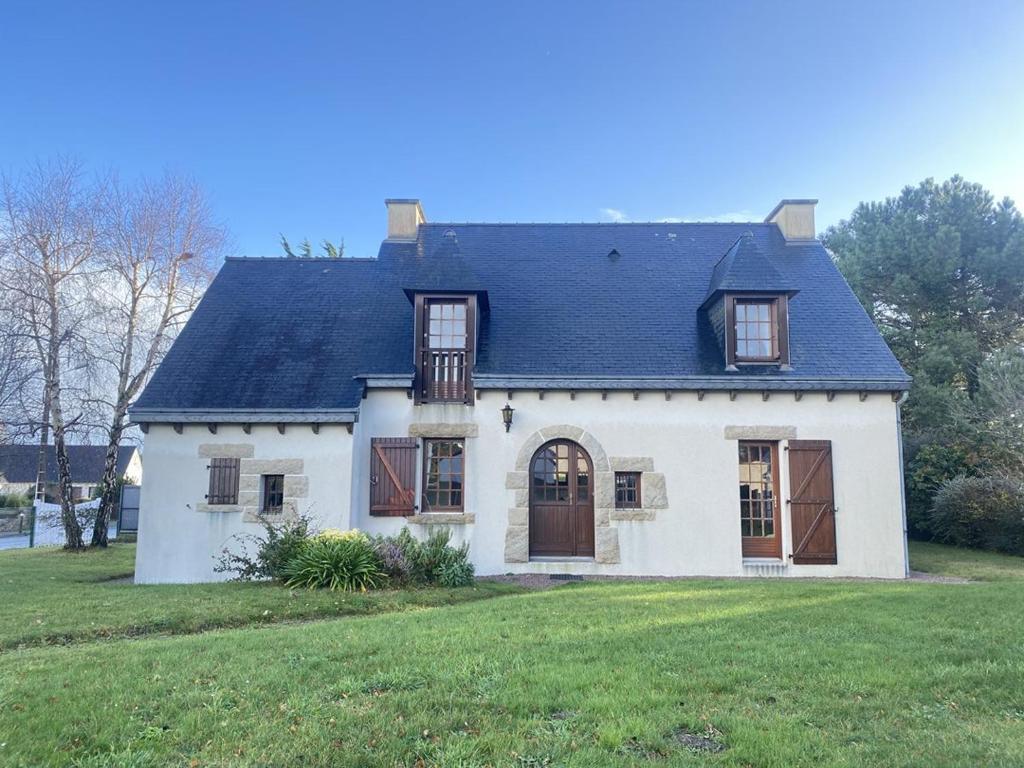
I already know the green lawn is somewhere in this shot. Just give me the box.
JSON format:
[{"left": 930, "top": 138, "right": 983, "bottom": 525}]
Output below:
[
  {"left": 1, "top": 543, "right": 1024, "bottom": 767},
  {"left": 0, "top": 544, "right": 519, "bottom": 651}
]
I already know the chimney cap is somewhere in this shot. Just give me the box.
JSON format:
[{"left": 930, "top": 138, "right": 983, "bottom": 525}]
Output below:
[{"left": 763, "top": 199, "right": 818, "bottom": 223}]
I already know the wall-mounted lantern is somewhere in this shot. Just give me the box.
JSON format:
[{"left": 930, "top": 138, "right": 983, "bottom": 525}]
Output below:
[{"left": 501, "top": 402, "right": 515, "bottom": 433}]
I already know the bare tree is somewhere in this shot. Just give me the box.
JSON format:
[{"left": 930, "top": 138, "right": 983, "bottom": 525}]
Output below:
[
  {"left": 88, "top": 173, "right": 226, "bottom": 545},
  {"left": 0, "top": 159, "right": 99, "bottom": 549},
  {"left": 0, "top": 306, "right": 41, "bottom": 442}
]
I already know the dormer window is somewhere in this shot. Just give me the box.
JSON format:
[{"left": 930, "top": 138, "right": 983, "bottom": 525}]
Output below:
[
  {"left": 725, "top": 294, "right": 789, "bottom": 367},
  {"left": 415, "top": 295, "right": 476, "bottom": 404}
]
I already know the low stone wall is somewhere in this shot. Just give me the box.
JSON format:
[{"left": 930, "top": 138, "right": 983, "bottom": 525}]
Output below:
[{"left": 0, "top": 507, "right": 32, "bottom": 535}]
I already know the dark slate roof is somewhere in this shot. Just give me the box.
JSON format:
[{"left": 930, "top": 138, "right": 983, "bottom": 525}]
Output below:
[
  {"left": 703, "top": 232, "right": 795, "bottom": 304},
  {"left": 0, "top": 444, "right": 138, "bottom": 484},
  {"left": 132, "top": 221, "right": 910, "bottom": 416}
]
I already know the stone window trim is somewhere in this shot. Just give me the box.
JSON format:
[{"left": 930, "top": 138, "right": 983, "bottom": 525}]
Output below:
[
  {"left": 408, "top": 422, "right": 479, "bottom": 438},
  {"left": 192, "top": 446, "right": 308, "bottom": 523},
  {"left": 407, "top": 512, "right": 476, "bottom": 525},
  {"left": 724, "top": 425, "right": 797, "bottom": 441}
]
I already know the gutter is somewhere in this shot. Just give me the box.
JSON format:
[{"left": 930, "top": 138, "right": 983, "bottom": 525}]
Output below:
[
  {"left": 128, "top": 408, "right": 360, "bottom": 424},
  {"left": 471, "top": 374, "right": 912, "bottom": 393}
]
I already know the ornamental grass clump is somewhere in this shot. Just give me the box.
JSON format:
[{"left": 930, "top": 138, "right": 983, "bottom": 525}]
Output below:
[{"left": 282, "top": 529, "right": 386, "bottom": 591}]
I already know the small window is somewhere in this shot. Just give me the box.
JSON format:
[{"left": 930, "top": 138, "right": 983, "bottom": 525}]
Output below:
[
  {"left": 734, "top": 299, "right": 778, "bottom": 361},
  {"left": 262, "top": 474, "right": 284, "bottom": 514},
  {"left": 614, "top": 472, "right": 642, "bottom": 509},
  {"left": 423, "top": 439, "right": 464, "bottom": 511},
  {"left": 725, "top": 295, "right": 789, "bottom": 366},
  {"left": 207, "top": 458, "right": 240, "bottom": 504}
]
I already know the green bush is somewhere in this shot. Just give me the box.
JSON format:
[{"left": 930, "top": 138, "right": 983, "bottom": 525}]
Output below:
[
  {"left": 371, "top": 527, "right": 475, "bottom": 586},
  {"left": 0, "top": 492, "right": 32, "bottom": 508},
  {"left": 929, "top": 475, "right": 1024, "bottom": 555},
  {"left": 282, "top": 530, "right": 386, "bottom": 591},
  {"left": 214, "top": 514, "right": 311, "bottom": 581}
]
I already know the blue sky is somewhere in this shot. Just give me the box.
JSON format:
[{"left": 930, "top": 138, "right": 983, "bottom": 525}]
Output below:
[{"left": 2, "top": 0, "right": 1022, "bottom": 258}]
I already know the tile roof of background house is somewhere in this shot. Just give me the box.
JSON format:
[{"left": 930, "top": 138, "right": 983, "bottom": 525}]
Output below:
[
  {"left": 131, "top": 221, "right": 910, "bottom": 418},
  {"left": 0, "top": 444, "right": 138, "bottom": 484}
]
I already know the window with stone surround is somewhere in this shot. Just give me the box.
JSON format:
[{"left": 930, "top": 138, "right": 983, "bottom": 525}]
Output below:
[
  {"left": 262, "top": 474, "right": 284, "bottom": 514},
  {"left": 614, "top": 472, "right": 642, "bottom": 509},
  {"left": 422, "top": 439, "right": 464, "bottom": 511}
]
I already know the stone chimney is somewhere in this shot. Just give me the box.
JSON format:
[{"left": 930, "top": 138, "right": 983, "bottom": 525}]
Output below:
[
  {"left": 385, "top": 199, "right": 426, "bottom": 240},
  {"left": 764, "top": 199, "right": 817, "bottom": 242}
]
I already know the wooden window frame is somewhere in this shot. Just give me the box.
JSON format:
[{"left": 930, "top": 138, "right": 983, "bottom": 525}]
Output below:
[
  {"left": 614, "top": 471, "right": 642, "bottom": 509},
  {"left": 414, "top": 294, "right": 476, "bottom": 405},
  {"left": 724, "top": 294, "right": 789, "bottom": 366},
  {"left": 206, "top": 457, "right": 240, "bottom": 505},
  {"left": 421, "top": 438, "right": 465, "bottom": 512},
  {"left": 738, "top": 440, "right": 782, "bottom": 558},
  {"left": 261, "top": 474, "right": 284, "bottom": 515}
]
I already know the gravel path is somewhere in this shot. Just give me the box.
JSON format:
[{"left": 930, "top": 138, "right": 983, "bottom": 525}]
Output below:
[{"left": 482, "top": 571, "right": 974, "bottom": 589}]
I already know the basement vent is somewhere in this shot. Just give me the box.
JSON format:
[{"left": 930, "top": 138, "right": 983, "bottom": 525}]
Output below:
[{"left": 550, "top": 574, "right": 584, "bottom": 581}]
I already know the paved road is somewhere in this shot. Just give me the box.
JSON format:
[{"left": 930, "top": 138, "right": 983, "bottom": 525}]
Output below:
[{"left": 0, "top": 525, "right": 118, "bottom": 551}]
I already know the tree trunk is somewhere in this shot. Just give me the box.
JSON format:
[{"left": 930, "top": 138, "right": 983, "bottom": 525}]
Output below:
[
  {"left": 53, "top": 425, "right": 83, "bottom": 550},
  {"left": 46, "top": 306, "right": 83, "bottom": 550},
  {"left": 91, "top": 419, "right": 124, "bottom": 547}
]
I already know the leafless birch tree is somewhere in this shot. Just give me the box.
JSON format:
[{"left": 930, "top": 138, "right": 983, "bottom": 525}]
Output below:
[
  {"left": 88, "top": 173, "right": 225, "bottom": 545},
  {"left": 0, "top": 159, "right": 99, "bottom": 549}
]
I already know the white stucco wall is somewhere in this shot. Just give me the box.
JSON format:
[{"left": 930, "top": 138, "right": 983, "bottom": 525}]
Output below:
[
  {"left": 136, "top": 389, "right": 906, "bottom": 582},
  {"left": 354, "top": 389, "right": 906, "bottom": 579},
  {"left": 134, "top": 424, "right": 353, "bottom": 583}
]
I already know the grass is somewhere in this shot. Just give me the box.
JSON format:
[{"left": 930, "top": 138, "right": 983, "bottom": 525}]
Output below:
[
  {"left": 1, "top": 543, "right": 1024, "bottom": 766},
  {"left": 0, "top": 544, "right": 520, "bottom": 651},
  {"left": 909, "top": 539, "right": 1024, "bottom": 581}
]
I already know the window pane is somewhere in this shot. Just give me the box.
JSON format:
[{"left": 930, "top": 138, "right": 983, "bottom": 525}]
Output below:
[
  {"left": 424, "top": 439, "right": 464, "bottom": 510},
  {"left": 734, "top": 301, "right": 778, "bottom": 360},
  {"left": 738, "top": 443, "right": 776, "bottom": 539}
]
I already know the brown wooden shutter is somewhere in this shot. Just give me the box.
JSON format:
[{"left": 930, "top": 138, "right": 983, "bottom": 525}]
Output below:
[
  {"left": 370, "top": 438, "right": 418, "bottom": 516},
  {"left": 787, "top": 440, "right": 837, "bottom": 565},
  {"left": 206, "top": 458, "right": 240, "bottom": 505}
]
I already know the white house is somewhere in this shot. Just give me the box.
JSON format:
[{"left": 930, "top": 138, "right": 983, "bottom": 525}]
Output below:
[
  {"left": 0, "top": 444, "right": 142, "bottom": 502},
  {"left": 130, "top": 199, "right": 911, "bottom": 583}
]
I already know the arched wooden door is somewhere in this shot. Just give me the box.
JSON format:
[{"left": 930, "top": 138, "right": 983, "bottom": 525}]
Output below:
[{"left": 529, "top": 440, "right": 595, "bottom": 557}]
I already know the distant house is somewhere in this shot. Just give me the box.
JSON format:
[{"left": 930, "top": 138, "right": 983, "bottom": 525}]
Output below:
[
  {"left": 131, "top": 198, "right": 911, "bottom": 584},
  {"left": 0, "top": 445, "right": 143, "bottom": 502}
]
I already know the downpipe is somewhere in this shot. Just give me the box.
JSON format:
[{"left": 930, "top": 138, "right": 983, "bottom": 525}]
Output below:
[{"left": 896, "top": 390, "right": 910, "bottom": 578}]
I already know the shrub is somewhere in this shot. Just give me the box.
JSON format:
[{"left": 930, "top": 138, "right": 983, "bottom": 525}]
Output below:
[
  {"left": 371, "top": 527, "right": 475, "bottom": 586},
  {"left": 372, "top": 529, "right": 416, "bottom": 585},
  {"left": 0, "top": 492, "right": 32, "bottom": 508},
  {"left": 214, "top": 514, "right": 312, "bottom": 581},
  {"left": 282, "top": 529, "right": 386, "bottom": 591},
  {"left": 929, "top": 475, "right": 1024, "bottom": 555},
  {"left": 905, "top": 440, "right": 975, "bottom": 539},
  {"left": 437, "top": 557, "right": 475, "bottom": 587}
]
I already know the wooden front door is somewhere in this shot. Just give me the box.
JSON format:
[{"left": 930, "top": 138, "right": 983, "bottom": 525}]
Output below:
[
  {"left": 529, "top": 440, "right": 594, "bottom": 557},
  {"left": 788, "top": 440, "right": 838, "bottom": 565}
]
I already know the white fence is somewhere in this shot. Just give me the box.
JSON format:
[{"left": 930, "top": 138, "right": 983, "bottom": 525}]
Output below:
[{"left": 31, "top": 499, "right": 116, "bottom": 547}]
